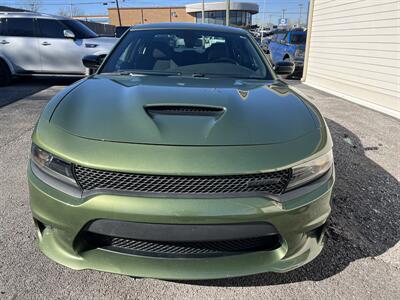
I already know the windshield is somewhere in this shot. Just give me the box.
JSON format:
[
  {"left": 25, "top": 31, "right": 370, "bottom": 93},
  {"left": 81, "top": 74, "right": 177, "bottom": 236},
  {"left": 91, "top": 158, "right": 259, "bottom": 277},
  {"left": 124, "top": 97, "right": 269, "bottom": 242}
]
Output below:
[
  {"left": 60, "top": 20, "right": 98, "bottom": 39},
  {"left": 290, "top": 33, "right": 306, "bottom": 44},
  {"left": 100, "top": 29, "right": 272, "bottom": 79}
]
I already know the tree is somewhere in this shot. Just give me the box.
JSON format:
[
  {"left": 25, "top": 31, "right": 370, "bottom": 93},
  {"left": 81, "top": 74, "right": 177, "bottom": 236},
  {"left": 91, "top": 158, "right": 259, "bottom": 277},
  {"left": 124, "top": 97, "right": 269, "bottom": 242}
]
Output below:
[
  {"left": 58, "top": 5, "right": 85, "bottom": 17},
  {"left": 23, "top": 0, "right": 42, "bottom": 12}
]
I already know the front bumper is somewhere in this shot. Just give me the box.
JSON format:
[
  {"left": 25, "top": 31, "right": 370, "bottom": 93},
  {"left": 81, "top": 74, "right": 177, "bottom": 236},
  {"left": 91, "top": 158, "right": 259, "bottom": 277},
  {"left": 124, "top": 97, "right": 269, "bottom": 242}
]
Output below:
[
  {"left": 293, "top": 59, "right": 304, "bottom": 76},
  {"left": 28, "top": 162, "right": 334, "bottom": 280}
]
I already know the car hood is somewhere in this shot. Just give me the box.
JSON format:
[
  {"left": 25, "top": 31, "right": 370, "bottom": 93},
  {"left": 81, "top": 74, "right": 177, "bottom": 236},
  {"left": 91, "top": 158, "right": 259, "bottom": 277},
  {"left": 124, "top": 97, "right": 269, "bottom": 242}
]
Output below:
[{"left": 50, "top": 75, "right": 318, "bottom": 146}]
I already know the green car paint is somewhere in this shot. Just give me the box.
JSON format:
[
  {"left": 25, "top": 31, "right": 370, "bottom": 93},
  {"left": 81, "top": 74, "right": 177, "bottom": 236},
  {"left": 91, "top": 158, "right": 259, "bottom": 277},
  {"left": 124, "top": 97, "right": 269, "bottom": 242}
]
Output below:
[{"left": 28, "top": 23, "right": 334, "bottom": 280}]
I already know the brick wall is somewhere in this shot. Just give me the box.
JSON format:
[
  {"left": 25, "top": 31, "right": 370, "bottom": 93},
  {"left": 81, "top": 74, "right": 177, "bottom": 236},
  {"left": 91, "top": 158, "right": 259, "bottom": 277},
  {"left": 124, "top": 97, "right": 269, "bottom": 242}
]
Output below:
[{"left": 109, "top": 7, "right": 194, "bottom": 26}]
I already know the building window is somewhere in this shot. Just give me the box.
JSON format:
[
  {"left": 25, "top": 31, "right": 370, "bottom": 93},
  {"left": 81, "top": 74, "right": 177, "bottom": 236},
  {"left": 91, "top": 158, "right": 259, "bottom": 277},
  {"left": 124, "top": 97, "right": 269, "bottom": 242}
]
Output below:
[{"left": 194, "top": 10, "right": 252, "bottom": 27}]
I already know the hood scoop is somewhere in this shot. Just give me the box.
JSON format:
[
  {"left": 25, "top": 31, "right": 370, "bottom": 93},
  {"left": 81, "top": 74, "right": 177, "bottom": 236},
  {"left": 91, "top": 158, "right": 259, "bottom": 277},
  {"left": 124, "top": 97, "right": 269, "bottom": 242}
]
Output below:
[{"left": 145, "top": 104, "right": 225, "bottom": 118}]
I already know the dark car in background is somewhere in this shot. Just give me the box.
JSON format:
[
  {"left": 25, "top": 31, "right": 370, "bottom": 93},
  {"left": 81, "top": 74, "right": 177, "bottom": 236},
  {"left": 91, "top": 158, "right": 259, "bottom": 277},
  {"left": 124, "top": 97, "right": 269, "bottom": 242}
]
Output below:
[
  {"left": 268, "top": 29, "right": 307, "bottom": 78},
  {"left": 115, "top": 26, "right": 130, "bottom": 38}
]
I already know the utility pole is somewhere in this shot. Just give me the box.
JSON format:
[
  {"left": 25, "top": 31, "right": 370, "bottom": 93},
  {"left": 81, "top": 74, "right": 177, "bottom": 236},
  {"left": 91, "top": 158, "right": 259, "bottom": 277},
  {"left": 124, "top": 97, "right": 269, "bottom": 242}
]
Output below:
[
  {"left": 226, "top": 0, "right": 230, "bottom": 26},
  {"left": 298, "top": 4, "right": 303, "bottom": 26},
  {"left": 201, "top": 0, "right": 205, "bottom": 23},
  {"left": 70, "top": 0, "right": 73, "bottom": 17},
  {"left": 306, "top": 0, "right": 311, "bottom": 27},
  {"left": 282, "top": 8, "right": 286, "bottom": 19},
  {"left": 116, "top": 0, "right": 122, "bottom": 26},
  {"left": 261, "top": 0, "right": 267, "bottom": 40}
]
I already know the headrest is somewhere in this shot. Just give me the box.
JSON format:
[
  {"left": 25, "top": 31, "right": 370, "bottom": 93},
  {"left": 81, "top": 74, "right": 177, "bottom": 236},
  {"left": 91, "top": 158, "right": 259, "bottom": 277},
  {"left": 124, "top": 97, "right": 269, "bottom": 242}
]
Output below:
[
  {"left": 151, "top": 42, "right": 172, "bottom": 60},
  {"left": 207, "top": 43, "right": 228, "bottom": 60}
]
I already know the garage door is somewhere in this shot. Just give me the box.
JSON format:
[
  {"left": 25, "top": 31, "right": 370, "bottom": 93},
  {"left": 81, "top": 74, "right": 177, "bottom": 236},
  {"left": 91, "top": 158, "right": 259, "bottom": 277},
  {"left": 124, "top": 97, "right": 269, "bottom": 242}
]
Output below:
[{"left": 303, "top": 0, "right": 400, "bottom": 118}]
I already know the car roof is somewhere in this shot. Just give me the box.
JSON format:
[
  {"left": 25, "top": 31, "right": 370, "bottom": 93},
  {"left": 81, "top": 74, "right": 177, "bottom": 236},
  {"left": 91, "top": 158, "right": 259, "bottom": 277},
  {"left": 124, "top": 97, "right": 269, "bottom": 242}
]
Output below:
[
  {"left": 0, "top": 11, "right": 71, "bottom": 20},
  {"left": 131, "top": 22, "right": 248, "bottom": 34}
]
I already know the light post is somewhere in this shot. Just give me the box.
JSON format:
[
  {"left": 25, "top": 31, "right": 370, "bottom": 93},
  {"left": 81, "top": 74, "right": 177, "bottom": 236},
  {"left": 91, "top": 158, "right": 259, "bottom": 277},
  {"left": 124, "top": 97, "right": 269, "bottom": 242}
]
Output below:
[
  {"left": 226, "top": 0, "right": 230, "bottom": 26},
  {"left": 115, "top": 0, "right": 122, "bottom": 26},
  {"left": 298, "top": 4, "right": 303, "bottom": 27},
  {"left": 201, "top": 0, "right": 205, "bottom": 23},
  {"left": 103, "top": 1, "right": 122, "bottom": 26},
  {"left": 261, "top": 0, "right": 267, "bottom": 41}
]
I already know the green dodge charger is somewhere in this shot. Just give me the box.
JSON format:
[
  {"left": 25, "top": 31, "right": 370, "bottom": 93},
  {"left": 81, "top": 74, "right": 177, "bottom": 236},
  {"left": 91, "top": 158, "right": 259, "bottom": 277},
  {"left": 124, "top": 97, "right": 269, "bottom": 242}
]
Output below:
[{"left": 28, "top": 23, "right": 334, "bottom": 279}]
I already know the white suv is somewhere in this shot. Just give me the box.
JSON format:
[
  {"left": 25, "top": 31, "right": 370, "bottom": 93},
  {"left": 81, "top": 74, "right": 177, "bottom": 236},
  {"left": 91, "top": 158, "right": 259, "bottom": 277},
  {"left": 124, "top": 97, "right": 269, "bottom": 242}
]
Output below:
[{"left": 0, "top": 12, "right": 118, "bottom": 86}]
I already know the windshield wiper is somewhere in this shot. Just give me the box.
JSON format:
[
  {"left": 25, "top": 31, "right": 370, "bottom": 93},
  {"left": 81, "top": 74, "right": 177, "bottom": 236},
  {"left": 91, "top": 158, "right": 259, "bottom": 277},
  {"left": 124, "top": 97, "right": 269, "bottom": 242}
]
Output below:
[
  {"left": 192, "top": 73, "right": 206, "bottom": 78},
  {"left": 103, "top": 70, "right": 182, "bottom": 76},
  {"left": 190, "top": 73, "right": 265, "bottom": 80}
]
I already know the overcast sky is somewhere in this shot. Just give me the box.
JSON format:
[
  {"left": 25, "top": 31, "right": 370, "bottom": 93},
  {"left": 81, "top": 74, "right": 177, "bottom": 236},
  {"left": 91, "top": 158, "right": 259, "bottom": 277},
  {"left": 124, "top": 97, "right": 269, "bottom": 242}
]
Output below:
[{"left": 1, "top": 0, "right": 309, "bottom": 25}]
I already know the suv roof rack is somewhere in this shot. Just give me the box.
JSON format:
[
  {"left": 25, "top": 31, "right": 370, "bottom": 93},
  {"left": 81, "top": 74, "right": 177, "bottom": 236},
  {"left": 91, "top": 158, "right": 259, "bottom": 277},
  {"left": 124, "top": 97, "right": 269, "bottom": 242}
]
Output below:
[{"left": 0, "top": 11, "right": 68, "bottom": 20}]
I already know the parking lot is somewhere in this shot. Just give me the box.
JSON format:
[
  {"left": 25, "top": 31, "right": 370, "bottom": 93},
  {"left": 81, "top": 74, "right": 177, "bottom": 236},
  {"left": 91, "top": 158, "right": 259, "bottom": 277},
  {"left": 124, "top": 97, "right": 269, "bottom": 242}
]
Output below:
[{"left": 0, "top": 77, "right": 398, "bottom": 299}]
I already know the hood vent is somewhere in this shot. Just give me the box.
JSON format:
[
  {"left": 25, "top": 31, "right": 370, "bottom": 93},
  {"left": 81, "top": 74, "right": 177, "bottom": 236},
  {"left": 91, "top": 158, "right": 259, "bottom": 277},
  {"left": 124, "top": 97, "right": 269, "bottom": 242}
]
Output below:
[{"left": 145, "top": 105, "right": 225, "bottom": 117}]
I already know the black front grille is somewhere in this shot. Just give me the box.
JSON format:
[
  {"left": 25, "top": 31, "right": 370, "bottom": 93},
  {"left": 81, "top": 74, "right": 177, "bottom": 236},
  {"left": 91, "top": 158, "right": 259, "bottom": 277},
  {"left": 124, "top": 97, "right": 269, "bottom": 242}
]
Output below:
[
  {"left": 73, "top": 165, "right": 292, "bottom": 196},
  {"left": 83, "top": 232, "right": 282, "bottom": 258}
]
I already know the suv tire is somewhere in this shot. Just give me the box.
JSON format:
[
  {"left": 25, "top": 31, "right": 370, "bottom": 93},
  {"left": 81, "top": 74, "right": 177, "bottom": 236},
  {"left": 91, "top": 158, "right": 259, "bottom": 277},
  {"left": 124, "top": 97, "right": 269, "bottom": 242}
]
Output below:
[
  {"left": 281, "top": 57, "right": 293, "bottom": 80},
  {"left": 0, "top": 60, "right": 12, "bottom": 86}
]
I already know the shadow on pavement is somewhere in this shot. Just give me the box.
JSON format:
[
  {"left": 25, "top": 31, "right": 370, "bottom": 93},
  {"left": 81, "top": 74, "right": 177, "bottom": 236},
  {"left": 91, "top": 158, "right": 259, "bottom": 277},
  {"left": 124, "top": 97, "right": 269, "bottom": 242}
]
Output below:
[
  {"left": 0, "top": 76, "right": 81, "bottom": 108},
  {"left": 175, "top": 119, "right": 399, "bottom": 286}
]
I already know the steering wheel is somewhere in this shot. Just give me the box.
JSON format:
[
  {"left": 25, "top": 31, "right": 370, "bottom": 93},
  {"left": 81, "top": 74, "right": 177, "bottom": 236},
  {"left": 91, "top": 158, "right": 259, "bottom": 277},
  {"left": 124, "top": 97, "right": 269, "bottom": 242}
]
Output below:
[{"left": 212, "top": 57, "right": 238, "bottom": 64}]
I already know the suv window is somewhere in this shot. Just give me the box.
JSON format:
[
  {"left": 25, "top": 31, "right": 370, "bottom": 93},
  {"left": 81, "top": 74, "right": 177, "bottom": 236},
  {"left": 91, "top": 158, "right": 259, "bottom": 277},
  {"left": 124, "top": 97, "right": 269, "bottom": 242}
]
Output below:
[
  {"left": 4, "top": 18, "right": 35, "bottom": 37},
  {"left": 0, "top": 18, "right": 4, "bottom": 35},
  {"left": 276, "top": 33, "right": 285, "bottom": 43},
  {"left": 59, "top": 20, "right": 97, "bottom": 39},
  {"left": 284, "top": 33, "right": 289, "bottom": 43},
  {"left": 37, "top": 19, "right": 68, "bottom": 38},
  {"left": 290, "top": 33, "right": 306, "bottom": 44}
]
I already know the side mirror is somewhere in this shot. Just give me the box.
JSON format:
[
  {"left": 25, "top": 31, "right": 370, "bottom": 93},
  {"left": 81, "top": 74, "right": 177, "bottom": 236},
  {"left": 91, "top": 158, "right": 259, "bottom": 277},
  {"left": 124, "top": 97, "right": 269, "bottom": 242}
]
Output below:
[
  {"left": 82, "top": 54, "right": 106, "bottom": 71},
  {"left": 274, "top": 61, "right": 295, "bottom": 76},
  {"left": 63, "top": 29, "right": 75, "bottom": 39}
]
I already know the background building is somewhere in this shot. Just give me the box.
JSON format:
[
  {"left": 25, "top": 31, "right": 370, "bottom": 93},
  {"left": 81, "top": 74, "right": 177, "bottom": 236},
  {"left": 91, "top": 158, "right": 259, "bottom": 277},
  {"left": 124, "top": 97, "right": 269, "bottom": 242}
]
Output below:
[
  {"left": 303, "top": 0, "right": 399, "bottom": 118},
  {"left": 186, "top": 2, "right": 258, "bottom": 26},
  {"left": 108, "top": 6, "right": 193, "bottom": 26},
  {"left": 107, "top": 2, "right": 258, "bottom": 27}
]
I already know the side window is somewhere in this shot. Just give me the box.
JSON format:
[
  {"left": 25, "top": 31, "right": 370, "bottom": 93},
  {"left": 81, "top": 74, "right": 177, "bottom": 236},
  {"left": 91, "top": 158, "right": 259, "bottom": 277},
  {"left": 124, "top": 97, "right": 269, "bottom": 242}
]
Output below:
[
  {"left": 0, "top": 18, "right": 4, "bottom": 35},
  {"left": 4, "top": 18, "right": 35, "bottom": 37},
  {"left": 37, "top": 19, "right": 67, "bottom": 38},
  {"left": 285, "top": 33, "right": 290, "bottom": 43}
]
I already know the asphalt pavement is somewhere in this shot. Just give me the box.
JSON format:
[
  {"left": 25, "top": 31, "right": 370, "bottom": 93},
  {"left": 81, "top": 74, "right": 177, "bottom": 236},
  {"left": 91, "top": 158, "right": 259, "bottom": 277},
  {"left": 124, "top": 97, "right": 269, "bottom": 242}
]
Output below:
[{"left": 0, "top": 77, "right": 399, "bottom": 299}]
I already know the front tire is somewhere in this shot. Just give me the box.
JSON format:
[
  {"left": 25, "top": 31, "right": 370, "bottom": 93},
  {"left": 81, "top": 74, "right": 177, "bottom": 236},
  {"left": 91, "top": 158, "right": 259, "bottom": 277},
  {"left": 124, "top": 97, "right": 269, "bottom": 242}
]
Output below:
[
  {"left": 0, "top": 59, "right": 12, "bottom": 86},
  {"left": 281, "top": 57, "right": 294, "bottom": 79}
]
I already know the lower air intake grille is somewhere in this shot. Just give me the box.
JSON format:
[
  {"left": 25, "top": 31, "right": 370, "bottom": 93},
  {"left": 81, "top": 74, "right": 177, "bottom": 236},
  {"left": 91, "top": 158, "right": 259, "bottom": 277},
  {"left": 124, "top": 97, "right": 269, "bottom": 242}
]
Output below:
[
  {"left": 73, "top": 166, "right": 292, "bottom": 196},
  {"left": 84, "top": 233, "right": 282, "bottom": 258}
]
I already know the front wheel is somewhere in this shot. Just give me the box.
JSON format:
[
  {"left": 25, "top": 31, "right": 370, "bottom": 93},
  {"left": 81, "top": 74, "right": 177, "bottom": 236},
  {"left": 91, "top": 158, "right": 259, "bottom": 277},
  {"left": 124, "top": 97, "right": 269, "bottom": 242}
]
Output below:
[
  {"left": 280, "top": 57, "right": 294, "bottom": 79},
  {"left": 0, "top": 60, "right": 12, "bottom": 86}
]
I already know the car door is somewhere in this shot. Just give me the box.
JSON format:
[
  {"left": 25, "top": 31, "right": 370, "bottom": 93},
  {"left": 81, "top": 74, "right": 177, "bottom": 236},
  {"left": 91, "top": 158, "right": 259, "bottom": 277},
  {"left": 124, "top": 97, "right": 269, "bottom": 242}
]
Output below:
[
  {"left": 0, "top": 17, "right": 41, "bottom": 73},
  {"left": 37, "top": 18, "right": 85, "bottom": 74},
  {"left": 268, "top": 34, "right": 278, "bottom": 62},
  {"left": 277, "top": 33, "right": 289, "bottom": 61},
  {"left": 269, "top": 33, "right": 283, "bottom": 64}
]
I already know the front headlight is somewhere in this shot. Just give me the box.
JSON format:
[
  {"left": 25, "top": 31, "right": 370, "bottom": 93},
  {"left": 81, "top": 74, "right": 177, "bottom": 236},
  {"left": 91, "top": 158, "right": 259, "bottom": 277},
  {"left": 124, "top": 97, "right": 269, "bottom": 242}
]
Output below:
[
  {"left": 85, "top": 43, "right": 98, "bottom": 48},
  {"left": 287, "top": 150, "right": 333, "bottom": 190},
  {"left": 295, "top": 48, "right": 304, "bottom": 58},
  {"left": 31, "top": 144, "right": 77, "bottom": 185}
]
